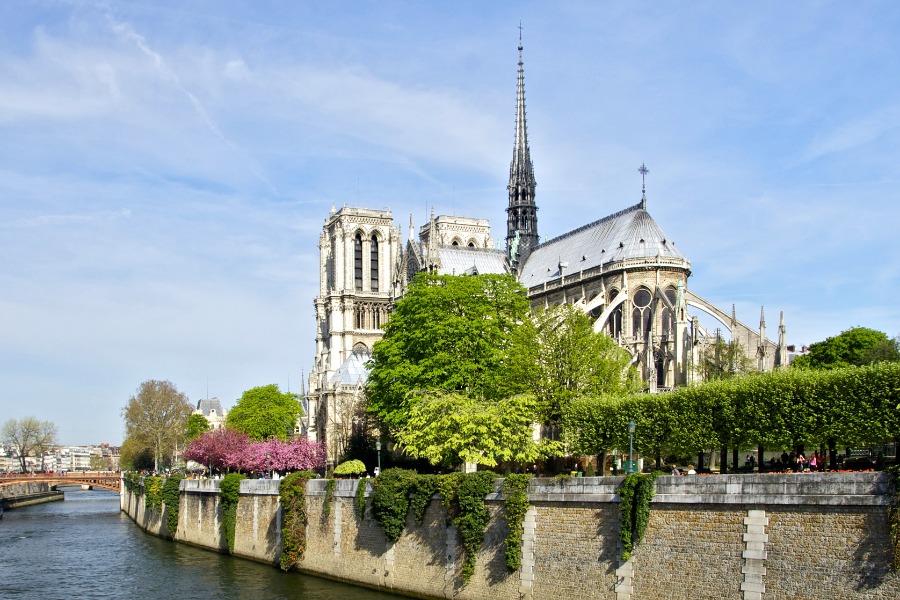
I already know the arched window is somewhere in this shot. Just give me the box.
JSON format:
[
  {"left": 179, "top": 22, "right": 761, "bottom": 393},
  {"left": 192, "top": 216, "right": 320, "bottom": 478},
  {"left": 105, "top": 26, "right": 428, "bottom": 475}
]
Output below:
[
  {"left": 354, "top": 233, "right": 363, "bottom": 291},
  {"left": 632, "top": 287, "right": 652, "bottom": 338},
  {"left": 662, "top": 287, "right": 677, "bottom": 336},
  {"left": 370, "top": 235, "right": 379, "bottom": 292},
  {"left": 607, "top": 289, "right": 622, "bottom": 337}
]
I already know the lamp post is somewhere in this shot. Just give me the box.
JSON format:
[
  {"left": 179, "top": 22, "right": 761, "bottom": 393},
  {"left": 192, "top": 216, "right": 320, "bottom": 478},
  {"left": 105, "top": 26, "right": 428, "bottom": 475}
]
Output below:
[
  {"left": 375, "top": 440, "right": 381, "bottom": 476},
  {"left": 627, "top": 420, "right": 637, "bottom": 474}
]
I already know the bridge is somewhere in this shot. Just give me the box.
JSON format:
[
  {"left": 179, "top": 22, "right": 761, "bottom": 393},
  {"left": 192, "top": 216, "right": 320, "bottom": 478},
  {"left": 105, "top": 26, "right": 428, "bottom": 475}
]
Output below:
[{"left": 0, "top": 472, "right": 121, "bottom": 492}]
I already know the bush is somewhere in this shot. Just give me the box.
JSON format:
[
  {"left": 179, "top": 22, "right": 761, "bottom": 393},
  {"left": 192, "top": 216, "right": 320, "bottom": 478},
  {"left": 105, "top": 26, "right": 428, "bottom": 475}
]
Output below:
[
  {"left": 334, "top": 459, "right": 367, "bottom": 477},
  {"left": 279, "top": 470, "right": 317, "bottom": 571}
]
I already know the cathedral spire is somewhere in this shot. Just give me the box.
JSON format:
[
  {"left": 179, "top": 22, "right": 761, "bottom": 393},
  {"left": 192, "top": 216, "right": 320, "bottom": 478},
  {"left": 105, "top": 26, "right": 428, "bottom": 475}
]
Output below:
[{"left": 506, "top": 24, "right": 538, "bottom": 269}]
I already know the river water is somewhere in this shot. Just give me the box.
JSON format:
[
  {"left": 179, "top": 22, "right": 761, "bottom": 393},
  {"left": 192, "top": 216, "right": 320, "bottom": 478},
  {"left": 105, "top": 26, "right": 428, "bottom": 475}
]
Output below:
[{"left": 0, "top": 487, "right": 402, "bottom": 599}]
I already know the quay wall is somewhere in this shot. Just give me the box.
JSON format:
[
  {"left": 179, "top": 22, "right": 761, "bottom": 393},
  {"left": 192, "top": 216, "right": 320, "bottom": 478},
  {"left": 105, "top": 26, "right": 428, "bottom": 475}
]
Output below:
[
  {"left": 0, "top": 481, "right": 64, "bottom": 508},
  {"left": 121, "top": 473, "right": 900, "bottom": 599}
]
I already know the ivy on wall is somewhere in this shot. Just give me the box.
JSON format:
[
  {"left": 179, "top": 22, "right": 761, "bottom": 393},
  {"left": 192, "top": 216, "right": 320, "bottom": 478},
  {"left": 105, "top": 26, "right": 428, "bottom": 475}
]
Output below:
[
  {"left": 447, "top": 471, "right": 495, "bottom": 582},
  {"left": 502, "top": 474, "right": 532, "bottom": 571},
  {"left": 323, "top": 478, "right": 336, "bottom": 518},
  {"left": 619, "top": 472, "right": 659, "bottom": 561},
  {"left": 144, "top": 476, "right": 164, "bottom": 510},
  {"left": 409, "top": 474, "right": 439, "bottom": 524},
  {"left": 372, "top": 468, "right": 418, "bottom": 542},
  {"left": 279, "top": 470, "right": 317, "bottom": 571},
  {"left": 220, "top": 472, "right": 246, "bottom": 554},
  {"left": 162, "top": 474, "right": 183, "bottom": 535},
  {"left": 355, "top": 478, "right": 368, "bottom": 520}
]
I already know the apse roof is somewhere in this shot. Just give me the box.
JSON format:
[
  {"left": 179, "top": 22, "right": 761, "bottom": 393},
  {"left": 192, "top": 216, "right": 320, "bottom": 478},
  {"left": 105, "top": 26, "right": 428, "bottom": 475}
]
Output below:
[
  {"left": 196, "top": 398, "right": 225, "bottom": 417},
  {"left": 518, "top": 201, "right": 687, "bottom": 289},
  {"left": 436, "top": 247, "right": 510, "bottom": 276},
  {"left": 330, "top": 350, "right": 372, "bottom": 386}
]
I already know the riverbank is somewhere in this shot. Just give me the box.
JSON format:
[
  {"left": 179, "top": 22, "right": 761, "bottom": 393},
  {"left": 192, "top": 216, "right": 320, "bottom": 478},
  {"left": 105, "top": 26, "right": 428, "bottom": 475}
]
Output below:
[
  {"left": 0, "top": 481, "right": 64, "bottom": 510},
  {"left": 122, "top": 472, "right": 900, "bottom": 600}
]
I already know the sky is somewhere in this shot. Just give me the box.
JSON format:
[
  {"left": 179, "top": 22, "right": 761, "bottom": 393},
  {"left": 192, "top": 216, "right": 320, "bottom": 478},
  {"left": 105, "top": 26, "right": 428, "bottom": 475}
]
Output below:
[{"left": 2, "top": 1, "right": 899, "bottom": 445}]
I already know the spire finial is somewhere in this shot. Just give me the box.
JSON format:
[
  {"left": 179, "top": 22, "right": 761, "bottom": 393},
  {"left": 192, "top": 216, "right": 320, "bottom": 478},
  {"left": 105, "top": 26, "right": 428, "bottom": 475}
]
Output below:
[
  {"left": 638, "top": 163, "right": 649, "bottom": 209},
  {"left": 518, "top": 20, "right": 523, "bottom": 52}
]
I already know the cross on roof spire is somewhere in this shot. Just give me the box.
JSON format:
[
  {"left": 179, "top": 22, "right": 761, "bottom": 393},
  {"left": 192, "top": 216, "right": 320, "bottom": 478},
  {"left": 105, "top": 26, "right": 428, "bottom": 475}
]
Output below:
[{"left": 638, "top": 163, "right": 649, "bottom": 209}]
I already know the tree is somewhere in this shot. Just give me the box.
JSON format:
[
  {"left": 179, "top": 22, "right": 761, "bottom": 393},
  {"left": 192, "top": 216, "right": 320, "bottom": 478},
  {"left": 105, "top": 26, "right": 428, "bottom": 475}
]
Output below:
[
  {"left": 518, "top": 304, "right": 640, "bottom": 428},
  {"left": 395, "top": 391, "right": 558, "bottom": 468},
  {"left": 696, "top": 336, "right": 755, "bottom": 381},
  {"left": 1, "top": 417, "right": 56, "bottom": 472},
  {"left": 792, "top": 327, "right": 899, "bottom": 369},
  {"left": 366, "top": 273, "right": 532, "bottom": 430},
  {"left": 184, "top": 413, "right": 211, "bottom": 442},
  {"left": 183, "top": 427, "right": 249, "bottom": 472},
  {"left": 120, "top": 436, "right": 154, "bottom": 471},
  {"left": 123, "top": 379, "right": 193, "bottom": 471},
  {"left": 226, "top": 384, "right": 303, "bottom": 441},
  {"left": 32, "top": 420, "right": 59, "bottom": 471}
]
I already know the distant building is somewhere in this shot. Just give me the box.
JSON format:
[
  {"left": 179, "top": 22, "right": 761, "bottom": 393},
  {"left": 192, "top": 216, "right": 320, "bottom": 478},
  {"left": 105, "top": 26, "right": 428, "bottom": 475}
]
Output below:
[{"left": 194, "top": 397, "right": 227, "bottom": 430}]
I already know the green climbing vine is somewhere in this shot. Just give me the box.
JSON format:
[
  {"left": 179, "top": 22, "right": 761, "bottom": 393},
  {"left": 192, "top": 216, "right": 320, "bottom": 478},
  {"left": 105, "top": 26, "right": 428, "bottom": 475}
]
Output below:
[
  {"left": 502, "top": 474, "right": 531, "bottom": 571},
  {"left": 161, "top": 474, "right": 183, "bottom": 535},
  {"left": 372, "top": 468, "right": 418, "bottom": 542},
  {"left": 355, "top": 478, "right": 369, "bottom": 520},
  {"left": 619, "top": 472, "right": 660, "bottom": 561},
  {"left": 323, "top": 478, "right": 336, "bottom": 518},
  {"left": 144, "top": 475, "right": 164, "bottom": 510},
  {"left": 279, "top": 470, "right": 317, "bottom": 571},
  {"left": 365, "top": 469, "right": 498, "bottom": 584},
  {"left": 220, "top": 472, "right": 246, "bottom": 554},
  {"left": 451, "top": 471, "right": 496, "bottom": 582},
  {"left": 409, "top": 474, "right": 439, "bottom": 524}
]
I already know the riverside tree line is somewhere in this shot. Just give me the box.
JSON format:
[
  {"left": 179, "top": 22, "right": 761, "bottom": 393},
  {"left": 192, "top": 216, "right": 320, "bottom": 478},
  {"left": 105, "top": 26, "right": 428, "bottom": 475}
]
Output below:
[
  {"left": 362, "top": 273, "right": 900, "bottom": 473},
  {"left": 121, "top": 272, "right": 900, "bottom": 476}
]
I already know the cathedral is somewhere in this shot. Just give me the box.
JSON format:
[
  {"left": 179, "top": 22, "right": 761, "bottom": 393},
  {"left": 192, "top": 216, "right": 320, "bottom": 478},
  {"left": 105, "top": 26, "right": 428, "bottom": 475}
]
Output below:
[{"left": 305, "top": 40, "right": 788, "bottom": 465}]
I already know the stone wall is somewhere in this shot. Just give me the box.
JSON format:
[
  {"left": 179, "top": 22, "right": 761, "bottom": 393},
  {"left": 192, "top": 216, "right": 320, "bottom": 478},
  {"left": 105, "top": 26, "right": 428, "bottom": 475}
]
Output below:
[
  {"left": 0, "top": 481, "right": 64, "bottom": 508},
  {"left": 121, "top": 473, "right": 900, "bottom": 599}
]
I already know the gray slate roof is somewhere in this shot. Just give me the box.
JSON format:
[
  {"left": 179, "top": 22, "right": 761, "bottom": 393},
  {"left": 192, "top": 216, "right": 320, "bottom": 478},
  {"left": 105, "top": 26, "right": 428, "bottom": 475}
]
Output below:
[
  {"left": 436, "top": 247, "right": 510, "bottom": 276},
  {"left": 330, "top": 350, "right": 372, "bottom": 386},
  {"left": 196, "top": 398, "right": 225, "bottom": 417},
  {"left": 518, "top": 201, "right": 686, "bottom": 289}
]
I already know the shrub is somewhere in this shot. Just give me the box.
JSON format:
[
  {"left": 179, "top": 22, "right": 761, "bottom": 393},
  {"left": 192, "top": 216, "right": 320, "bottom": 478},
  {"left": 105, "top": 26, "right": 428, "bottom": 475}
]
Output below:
[{"left": 334, "top": 459, "right": 367, "bottom": 477}]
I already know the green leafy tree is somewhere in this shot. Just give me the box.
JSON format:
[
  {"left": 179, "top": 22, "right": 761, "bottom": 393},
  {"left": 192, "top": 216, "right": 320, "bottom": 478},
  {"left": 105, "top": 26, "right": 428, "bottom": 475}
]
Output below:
[
  {"left": 518, "top": 304, "right": 640, "bottom": 427},
  {"left": 120, "top": 436, "right": 155, "bottom": 470},
  {"left": 395, "top": 391, "right": 558, "bottom": 468},
  {"left": 793, "top": 327, "right": 898, "bottom": 369},
  {"left": 184, "top": 413, "right": 211, "bottom": 442},
  {"left": 123, "top": 380, "right": 193, "bottom": 472},
  {"left": 226, "top": 384, "right": 302, "bottom": 441},
  {"left": 366, "top": 273, "right": 532, "bottom": 430},
  {"left": 696, "top": 336, "right": 755, "bottom": 381}
]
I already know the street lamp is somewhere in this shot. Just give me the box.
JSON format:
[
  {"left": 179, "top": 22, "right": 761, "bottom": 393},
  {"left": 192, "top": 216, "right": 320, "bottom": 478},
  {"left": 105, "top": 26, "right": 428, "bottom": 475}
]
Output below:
[
  {"left": 375, "top": 440, "right": 382, "bottom": 476},
  {"left": 627, "top": 420, "right": 637, "bottom": 474}
]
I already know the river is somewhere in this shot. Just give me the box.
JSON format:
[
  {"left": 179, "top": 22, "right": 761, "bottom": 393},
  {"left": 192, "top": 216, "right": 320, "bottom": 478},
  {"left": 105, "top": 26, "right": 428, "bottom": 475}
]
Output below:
[{"left": 0, "top": 487, "right": 403, "bottom": 599}]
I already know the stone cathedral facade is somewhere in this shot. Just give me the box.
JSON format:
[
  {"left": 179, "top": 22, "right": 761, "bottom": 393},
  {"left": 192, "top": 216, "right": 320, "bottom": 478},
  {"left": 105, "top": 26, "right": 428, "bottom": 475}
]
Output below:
[{"left": 305, "top": 41, "right": 788, "bottom": 465}]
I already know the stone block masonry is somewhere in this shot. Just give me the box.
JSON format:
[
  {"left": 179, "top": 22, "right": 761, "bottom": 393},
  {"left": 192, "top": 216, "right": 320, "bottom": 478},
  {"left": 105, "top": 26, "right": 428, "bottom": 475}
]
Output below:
[{"left": 121, "top": 473, "right": 900, "bottom": 599}]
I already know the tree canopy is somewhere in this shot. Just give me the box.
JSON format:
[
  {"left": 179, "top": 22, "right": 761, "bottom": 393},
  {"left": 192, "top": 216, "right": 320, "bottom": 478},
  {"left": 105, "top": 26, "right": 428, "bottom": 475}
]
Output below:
[
  {"left": 226, "top": 384, "right": 303, "bottom": 441},
  {"left": 793, "top": 327, "right": 900, "bottom": 369},
  {"left": 184, "top": 413, "right": 211, "bottom": 442},
  {"left": 516, "top": 304, "right": 639, "bottom": 426},
  {"left": 123, "top": 380, "right": 193, "bottom": 472},
  {"left": 366, "top": 273, "right": 532, "bottom": 430},
  {"left": 1, "top": 417, "right": 58, "bottom": 472},
  {"left": 395, "top": 391, "right": 558, "bottom": 468}
]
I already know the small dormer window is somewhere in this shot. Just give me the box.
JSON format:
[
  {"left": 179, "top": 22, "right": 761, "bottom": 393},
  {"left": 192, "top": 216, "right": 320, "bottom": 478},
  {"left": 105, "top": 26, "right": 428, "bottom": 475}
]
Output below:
[
  {"left": 619, "top": 242, "right": 624, "bottom": 249},
  {"left": 639, "top": 238, "right": 645, "bottom": 243}
]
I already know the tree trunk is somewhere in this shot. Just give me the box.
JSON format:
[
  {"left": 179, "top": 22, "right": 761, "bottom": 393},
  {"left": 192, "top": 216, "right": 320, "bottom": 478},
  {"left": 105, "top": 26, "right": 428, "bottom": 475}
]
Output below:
[
  {"left": 598, "top": 451, "right": 606, "bottom": 476},
  {"left": 697, "top": 451, "right": 704, "bottom": 471},
  {"left": 720, "top": 446, "right": 728, "bottom": 474},
  {"left": 757, "top": 445, "right": 765, "bottom": 472},
  {"left": 732, "top": 447, "right": 739, "bottom": 472},
  {"left": 828, "top": 438, "right": 837, "bottom": 471}
]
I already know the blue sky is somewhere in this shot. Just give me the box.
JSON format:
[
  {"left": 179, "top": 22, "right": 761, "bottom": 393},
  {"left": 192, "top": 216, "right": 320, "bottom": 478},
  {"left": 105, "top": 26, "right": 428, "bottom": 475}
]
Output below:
[{"left": 2, "top": 1, "right": 899, "bottom": 444}]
